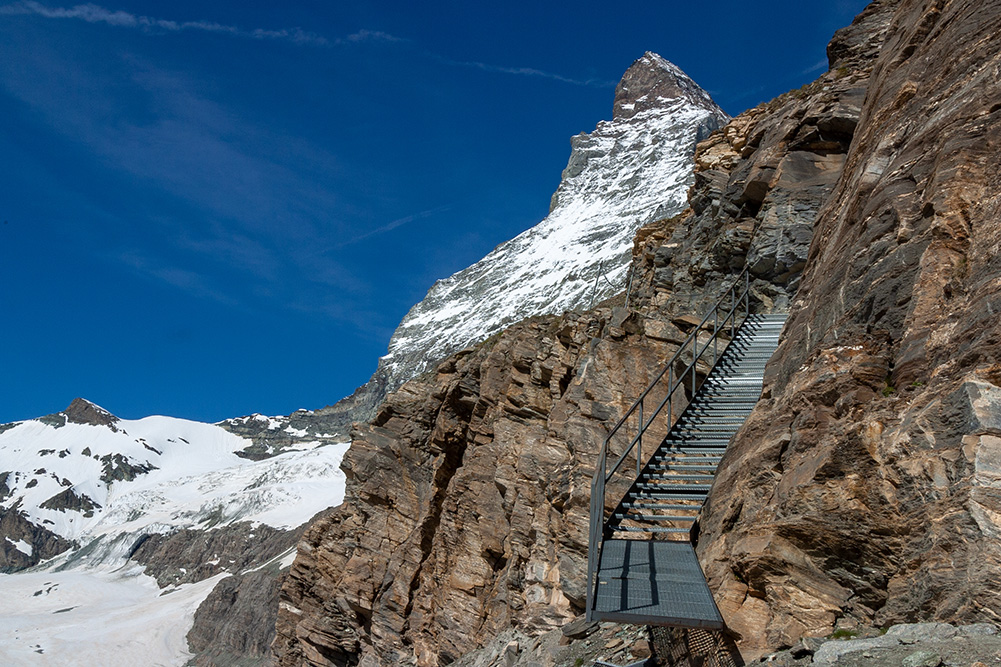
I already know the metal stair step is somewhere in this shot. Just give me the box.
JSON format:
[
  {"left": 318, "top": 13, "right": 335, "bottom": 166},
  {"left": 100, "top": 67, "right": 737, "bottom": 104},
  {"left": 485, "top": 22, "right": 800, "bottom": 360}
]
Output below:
[
  {"left": 685, "top": 405, "right": 756, "bottom": 411},
  {"left": 656, "top": 445, "right": 728, "bottom": 453},
  {"left": 642, "top": 472, "right": 715, "bottom": 481},
  {"left": 651, "top": 460, "right": 723, "bottom": 468},
  {"left": 695, "top": 387, "right": 762, "bottom": 392},
  {"left": 609, "top": 525, "right": 691, "bottom": 534},
  {"left": 621, "top": 503, "right": 702, "bottom": 510},
  {"left": 627, "top": 491, "right": 709, "bottom": 501},
  {"left": 613, "top": 513, "right": 696, "bottom": 522},
  {"left": 649, "top": 463, "right": 720, "bottom": 471},
  {"left": 636, "top": 482, "right": 713, "bottom": 491},
  {"left": 672, "top": 427, "right": 741, "bottom": 435}
]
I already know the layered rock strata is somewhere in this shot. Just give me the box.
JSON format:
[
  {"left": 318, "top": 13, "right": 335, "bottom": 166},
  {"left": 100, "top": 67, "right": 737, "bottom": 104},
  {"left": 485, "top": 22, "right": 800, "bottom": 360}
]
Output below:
[
  {"left": 273, "top": 306, "right": 712, "bottom": 666},
  {"left": 695, "top": 0, "right": 1001, "bottom": 656},
  {"left": 271, "top": 11, "right": 899, "bottom": 664}
]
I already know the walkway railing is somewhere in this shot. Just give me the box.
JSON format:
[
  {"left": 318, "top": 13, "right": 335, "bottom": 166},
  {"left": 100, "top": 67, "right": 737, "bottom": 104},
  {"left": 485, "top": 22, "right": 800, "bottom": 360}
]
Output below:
[{"left": 585, "top": 267, "right": 752, "bottom": 623}]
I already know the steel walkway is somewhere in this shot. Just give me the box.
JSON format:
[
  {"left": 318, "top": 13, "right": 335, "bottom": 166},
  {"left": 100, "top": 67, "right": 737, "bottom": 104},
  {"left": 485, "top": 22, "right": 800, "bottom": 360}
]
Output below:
[{"left": 586, "top": 268, "right": 785, "bottom": 628}]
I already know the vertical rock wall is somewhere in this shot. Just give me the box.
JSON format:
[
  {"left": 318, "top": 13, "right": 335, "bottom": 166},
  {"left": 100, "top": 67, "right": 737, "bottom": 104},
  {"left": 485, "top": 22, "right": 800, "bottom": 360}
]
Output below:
[
  {"left": 273, "top": 309, "right": 701, "bottom": 666},
  {"left": 697, "top": 0, "right": 1001, "bottom": 656},
  {"left": 628, "top": 0, "right": 896, "bottom": 320}
]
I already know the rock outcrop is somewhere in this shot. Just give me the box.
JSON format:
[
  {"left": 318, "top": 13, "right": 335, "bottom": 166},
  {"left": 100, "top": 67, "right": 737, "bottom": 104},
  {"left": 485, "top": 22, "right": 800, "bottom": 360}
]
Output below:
[
  {"left": 628, "top": 1, "right": 895, "bottom": 320},
  {"left": 219, "top": 408, "right": 353, "bottom": 460},
  {"left": 129, "top": 521, "right": 296, "bottom": 588},
  {"left": 751, "top": 621, "right": 1000, "bottom": 666},
  {"left": 273, "top": 307, "right": 710, "bottom": 666},
  {"left": 187, "top": 565, "right": 294, "bottom": 666},
  {"left": 0, "top": 503, "right": 74, "bottom": 572},
  {"left": 695, "top": 0, "right": 1001, "bottom": 656}
]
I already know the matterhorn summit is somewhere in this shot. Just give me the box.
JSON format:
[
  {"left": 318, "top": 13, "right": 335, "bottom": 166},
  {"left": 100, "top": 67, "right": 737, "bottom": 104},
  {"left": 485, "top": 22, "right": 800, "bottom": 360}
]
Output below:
[{"left": 375, "top": 52, "right": 728, "bottom": 396}]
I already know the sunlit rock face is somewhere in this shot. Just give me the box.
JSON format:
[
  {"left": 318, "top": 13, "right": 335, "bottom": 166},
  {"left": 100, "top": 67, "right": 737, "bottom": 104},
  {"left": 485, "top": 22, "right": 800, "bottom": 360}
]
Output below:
[
  {"left": 277, "top": 0, "right": 1001, "bottom": 664},
  {"left": 695, "top": 0, "right": 1001, "bottom": 657},
  {"left": 272, "top": 305, "right": 706, "bottom": 667}
]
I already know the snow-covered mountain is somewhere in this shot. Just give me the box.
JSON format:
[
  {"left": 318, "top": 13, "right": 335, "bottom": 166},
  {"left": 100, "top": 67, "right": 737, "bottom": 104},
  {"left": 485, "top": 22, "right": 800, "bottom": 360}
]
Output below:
[
  {"left": 376, "top": 52, "right": 727, "bottom": 392},
  {"left": 0, "top": 398, "right": 349, "bottom": 664}
]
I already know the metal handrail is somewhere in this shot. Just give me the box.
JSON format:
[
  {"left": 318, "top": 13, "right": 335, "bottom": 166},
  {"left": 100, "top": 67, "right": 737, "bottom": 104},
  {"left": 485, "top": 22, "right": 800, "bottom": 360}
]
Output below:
[{"left": 585, "top": 266, "right": 752, "bottom": 622}]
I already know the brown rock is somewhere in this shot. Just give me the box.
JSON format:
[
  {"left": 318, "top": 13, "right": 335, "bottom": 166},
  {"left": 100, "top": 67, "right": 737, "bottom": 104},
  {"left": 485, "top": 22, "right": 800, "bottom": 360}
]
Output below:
[
  {"left": 629, "top": 1, "right": 896, "bottom": 323},
  {"left": 273, "top": 310, "right": 688, "bottom": 666},
  {"left": 629, "top": 639, "right": 652, "bottom": 658},
  {"left": 698, "top": 0, "right": 1001, "bottom": 658}
]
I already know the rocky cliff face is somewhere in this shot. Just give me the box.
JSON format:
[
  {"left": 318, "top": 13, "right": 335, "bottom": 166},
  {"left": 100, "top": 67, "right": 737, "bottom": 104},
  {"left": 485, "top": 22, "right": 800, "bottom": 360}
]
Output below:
[
  {"left": 628, "top": 2, "right": 894, "bottom": 321},
  {"left": 693, "top": 0, "right": 1001, "bottom": 656},
  {"left": 308, "top": 54, "right": 728, "bottom": 440},
  {"left": 273, "top": 308, "right": 686, "bottom": 665}
]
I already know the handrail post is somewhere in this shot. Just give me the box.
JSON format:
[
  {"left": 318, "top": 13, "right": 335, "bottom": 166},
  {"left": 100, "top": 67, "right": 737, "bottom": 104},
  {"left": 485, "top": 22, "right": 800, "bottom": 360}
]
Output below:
[
  {"left": 713, "top": 307, "right": 718, "bottom": 367},
  {"left": 745, "top": 268, "right": 750, "bottom": 320},
  {"left": 667, "top": 365, "right": 672, "bottom": 428},
  {"left": 692, "top": 355, "right": 696, "bottom": 397},
  {"left": 637, "top": 399, "right": 643, "bottom": 477},
  {"left": 731, "top": 285, "right": 736, "bottom": 338}
]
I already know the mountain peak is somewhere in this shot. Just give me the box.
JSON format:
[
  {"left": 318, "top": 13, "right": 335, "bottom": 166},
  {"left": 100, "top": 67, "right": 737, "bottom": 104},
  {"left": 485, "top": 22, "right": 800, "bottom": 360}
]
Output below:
[
  {"left": 613, "top": 52, "right": 716, "bottom": 120},
  {"left": 64, "top": 397, "right": 118, "bottom": 427}
]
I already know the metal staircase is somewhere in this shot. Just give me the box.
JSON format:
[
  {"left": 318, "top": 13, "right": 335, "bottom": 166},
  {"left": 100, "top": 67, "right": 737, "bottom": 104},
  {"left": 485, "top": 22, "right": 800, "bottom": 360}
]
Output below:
[{"left": 586, "top": 268, "right": 786, "bottom": 628}]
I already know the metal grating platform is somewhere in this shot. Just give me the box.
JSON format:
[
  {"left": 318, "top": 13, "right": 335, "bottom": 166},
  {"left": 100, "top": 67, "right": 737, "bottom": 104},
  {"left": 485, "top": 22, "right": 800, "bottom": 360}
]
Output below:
[{"left": 592, "top": 540, "right": 723, "bottom": 628}]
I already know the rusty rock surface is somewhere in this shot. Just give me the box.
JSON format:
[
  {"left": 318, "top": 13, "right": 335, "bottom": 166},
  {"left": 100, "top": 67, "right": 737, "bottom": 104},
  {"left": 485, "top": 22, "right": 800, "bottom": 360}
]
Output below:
[
  {"left": 698, "top": 0, "right": 1001, "bottom": 656},
  {"left": 628, "top": 0, "right": 896, "bottom": 320},
  {"left": 272, "top": 309, "right": 699, "bottom": 666}
]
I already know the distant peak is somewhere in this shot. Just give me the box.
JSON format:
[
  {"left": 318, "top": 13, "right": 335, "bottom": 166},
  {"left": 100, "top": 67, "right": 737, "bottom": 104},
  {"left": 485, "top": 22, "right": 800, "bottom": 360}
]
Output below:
[
  {"left": 65, "top": 398, "right": 119, "bottom": 427},
  {"left": 613, "top": 52, "right": 719, "bottom": 120}
]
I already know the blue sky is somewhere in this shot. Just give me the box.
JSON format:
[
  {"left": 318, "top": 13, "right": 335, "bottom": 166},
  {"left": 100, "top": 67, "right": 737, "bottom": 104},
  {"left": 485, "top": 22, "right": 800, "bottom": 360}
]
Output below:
[{"left": 0, "top": 1, "right": 870, "bottom": 423}]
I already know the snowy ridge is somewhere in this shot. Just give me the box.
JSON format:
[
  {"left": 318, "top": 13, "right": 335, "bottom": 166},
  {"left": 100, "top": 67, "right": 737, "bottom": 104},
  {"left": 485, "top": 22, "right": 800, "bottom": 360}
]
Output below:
[
  {"left": 378, "top": 54, "right": 727, "bottom": 388},
  {"left": 0, "top": 412, "right": 348, "bottom": 546},
  {"left": 0, "top": 400, "right": 350, "bottom": 664}
]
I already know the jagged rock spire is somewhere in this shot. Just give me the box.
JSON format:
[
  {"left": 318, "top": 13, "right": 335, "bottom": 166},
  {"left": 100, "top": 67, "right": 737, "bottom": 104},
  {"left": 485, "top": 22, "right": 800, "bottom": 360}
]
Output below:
[{"left": 613, "top": 52, "right": 718, "bottom": 120}]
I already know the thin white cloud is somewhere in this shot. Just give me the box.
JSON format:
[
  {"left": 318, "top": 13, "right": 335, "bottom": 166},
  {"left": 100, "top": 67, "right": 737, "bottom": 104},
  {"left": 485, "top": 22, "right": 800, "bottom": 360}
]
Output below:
[
  {"left": 119, "top": 250, "right": 239, "bottom": 306},
  {"left": 341, "top": 29, "right": 404, "bottom": 44},
  {"left": 433, "top": 53, "right": 614, "bottom": 88},
  {"left": 1, "top": 1, "right": 330, "bottom": 45},
  {"left": 3, "top": 3, "right": 602, "bottom": 87},
  {"left": 800, "top": 58, "right": 829, "bottom": 76},
  {"left": 338, "top": 205, "right": 452, "bottom": 247}
]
